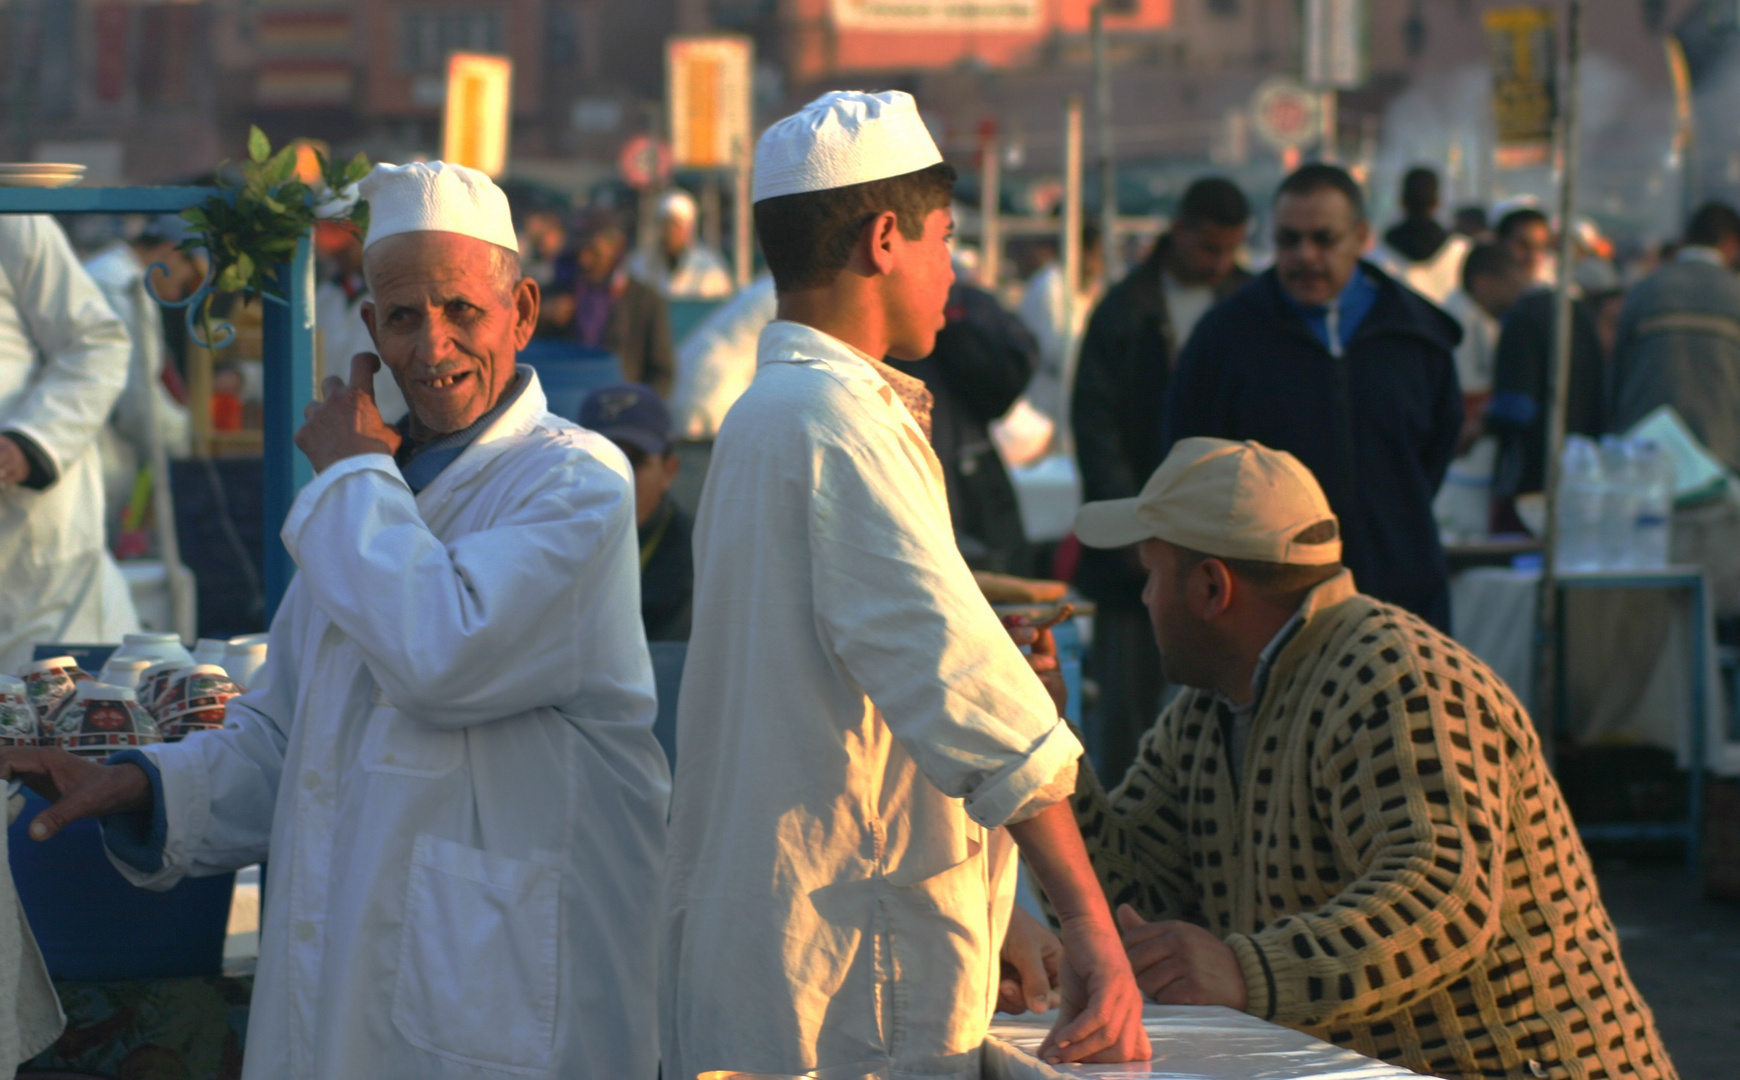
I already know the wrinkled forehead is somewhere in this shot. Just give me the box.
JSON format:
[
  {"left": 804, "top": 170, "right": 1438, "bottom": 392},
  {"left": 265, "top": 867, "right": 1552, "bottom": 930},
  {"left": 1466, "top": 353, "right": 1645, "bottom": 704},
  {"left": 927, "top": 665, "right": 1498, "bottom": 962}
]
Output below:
[{"left": 364, "top": 231, "right": 509, "bottom": 301}]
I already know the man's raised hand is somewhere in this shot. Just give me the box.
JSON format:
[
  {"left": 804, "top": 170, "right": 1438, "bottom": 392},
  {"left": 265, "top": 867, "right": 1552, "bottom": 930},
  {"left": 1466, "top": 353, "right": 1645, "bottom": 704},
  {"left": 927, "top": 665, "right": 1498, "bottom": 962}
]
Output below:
[
  {"left": 1116, "top": 903, "right": 1248, "bottom": 1009},
  {"left": 295, "top": 352, "right": 403, "bottom": 473},
  {"left": 0, "top": 747, "right": 151, "bottom": 841}
]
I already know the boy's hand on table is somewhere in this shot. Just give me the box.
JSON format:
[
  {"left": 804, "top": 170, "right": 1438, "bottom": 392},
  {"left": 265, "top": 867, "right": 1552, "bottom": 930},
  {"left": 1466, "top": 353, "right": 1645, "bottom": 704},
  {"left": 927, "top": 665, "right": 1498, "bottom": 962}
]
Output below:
[
  {"left": 1041, "top": 908, "right": 1151, "bottom": 1063},
  {"left": 999, "top": 906, "right": 1062, "bottom": 1015}
]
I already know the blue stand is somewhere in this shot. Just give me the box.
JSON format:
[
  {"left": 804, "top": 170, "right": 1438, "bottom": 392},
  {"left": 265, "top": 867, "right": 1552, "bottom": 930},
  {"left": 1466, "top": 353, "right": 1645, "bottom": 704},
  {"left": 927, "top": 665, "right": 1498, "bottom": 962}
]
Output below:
[{"left": 8, "top": 794, "right": 232, "bottom": 981}]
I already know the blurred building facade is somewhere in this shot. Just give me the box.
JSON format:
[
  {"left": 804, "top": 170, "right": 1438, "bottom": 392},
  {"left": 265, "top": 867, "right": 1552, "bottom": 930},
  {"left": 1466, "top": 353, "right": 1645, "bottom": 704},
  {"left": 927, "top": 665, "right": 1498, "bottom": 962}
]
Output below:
[{"left": 0, "top": 0, "right": 1709, "bottom": 229}]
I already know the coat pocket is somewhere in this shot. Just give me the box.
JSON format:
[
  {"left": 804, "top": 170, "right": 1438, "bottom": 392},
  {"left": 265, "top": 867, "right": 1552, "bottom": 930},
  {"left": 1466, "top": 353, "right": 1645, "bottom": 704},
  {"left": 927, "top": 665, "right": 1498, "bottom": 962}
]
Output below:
[
  {"left": 360, "top": 702, "right": 463, "bottom": 778},
  {"left": 392, "top": 834, "right": 561, "bottom": 1074},
  {"left": 878, "top": 850, "right": 996, "bottom": 1067}
]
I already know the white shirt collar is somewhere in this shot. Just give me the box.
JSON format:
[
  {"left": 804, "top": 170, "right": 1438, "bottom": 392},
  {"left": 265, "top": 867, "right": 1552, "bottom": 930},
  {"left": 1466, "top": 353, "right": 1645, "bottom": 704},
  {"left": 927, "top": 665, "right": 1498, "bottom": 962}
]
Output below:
[{"left": 1678, "top": 245, "right": 1728, "bottom": 268}]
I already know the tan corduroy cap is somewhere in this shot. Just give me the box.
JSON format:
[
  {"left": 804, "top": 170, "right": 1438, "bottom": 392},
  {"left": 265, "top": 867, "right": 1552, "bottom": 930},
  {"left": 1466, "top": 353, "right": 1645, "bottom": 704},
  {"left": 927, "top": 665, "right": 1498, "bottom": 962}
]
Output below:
[{"left": 1074, "top": 437, "right": 1342, "bottom": 565}]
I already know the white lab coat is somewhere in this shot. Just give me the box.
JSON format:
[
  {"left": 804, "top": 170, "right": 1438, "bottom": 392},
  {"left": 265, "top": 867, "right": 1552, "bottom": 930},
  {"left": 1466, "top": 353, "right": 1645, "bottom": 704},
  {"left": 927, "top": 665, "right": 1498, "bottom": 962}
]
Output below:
[
  {"left": 109, "top": 369, "right": 670, "bottom": 1080},
  {"left": 661, "top": 322, "right": 1081, "bottom": 1080},
  {"left": 670, "top": 274, "right": 776, "bottom": 438},
  {"left": 0, "top": 216, "right": 138, "bottom": 673},
  {"left": 627, "top": 243, "right": 734, "bottom": 299},
  {"left": 83, "top": 242, "right": 193, "bottom": 535}
]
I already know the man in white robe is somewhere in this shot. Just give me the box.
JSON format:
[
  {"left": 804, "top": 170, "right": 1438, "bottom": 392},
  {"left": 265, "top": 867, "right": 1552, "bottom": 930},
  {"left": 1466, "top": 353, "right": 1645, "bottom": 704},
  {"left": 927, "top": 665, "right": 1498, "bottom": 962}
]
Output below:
[
  {"left": 661, "top": 90, "right": 1148, "bottom": 1080},
  {"left": 0, "top": 163, "right": 670, "bottom": 1080},
  {"left": 627, "top": 188, "right": 734, "bottom": 300},
  {"left": 0, "top": 215, "right": 138, "bottom": 672},
  {"left": 83, "top": 217, "right": 197, "bottom": 539}
]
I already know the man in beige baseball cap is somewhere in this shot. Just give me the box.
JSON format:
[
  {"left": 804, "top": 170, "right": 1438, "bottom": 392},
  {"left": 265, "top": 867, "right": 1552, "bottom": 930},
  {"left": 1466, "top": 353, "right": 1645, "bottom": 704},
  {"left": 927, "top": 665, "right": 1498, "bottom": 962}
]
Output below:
[{"left": 1063, "top": 436, "right": 1676, "bottom": 1080}]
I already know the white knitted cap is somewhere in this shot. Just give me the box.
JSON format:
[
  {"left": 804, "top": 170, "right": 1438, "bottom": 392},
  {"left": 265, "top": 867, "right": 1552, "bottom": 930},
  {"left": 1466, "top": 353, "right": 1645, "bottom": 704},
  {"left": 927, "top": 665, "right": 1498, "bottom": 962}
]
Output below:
[
  {"left": 359, "top": 161, "right": 519, "bottom": 253},
  {"left": 659, "top": 188, "right": 698, "bottom": 223},
  {"left": 753, "top": 91, "right": 943, "bottom": 203}
]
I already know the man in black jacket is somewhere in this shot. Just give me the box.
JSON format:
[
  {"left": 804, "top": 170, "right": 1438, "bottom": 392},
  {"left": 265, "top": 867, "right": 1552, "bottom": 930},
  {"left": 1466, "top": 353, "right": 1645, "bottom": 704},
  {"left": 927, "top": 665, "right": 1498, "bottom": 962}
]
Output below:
[
  {"left": 891, "top": 276, "right": 1039, "bottom": 574},
  {"left": 1164, "top": 164, "right": 1462, "bottom": 631},
  {"left": 543, "top": 210, "right": 677, "bottom": 397},
  {"left": 1071, "top": 177, "right": 1251, "bottom": 778}
]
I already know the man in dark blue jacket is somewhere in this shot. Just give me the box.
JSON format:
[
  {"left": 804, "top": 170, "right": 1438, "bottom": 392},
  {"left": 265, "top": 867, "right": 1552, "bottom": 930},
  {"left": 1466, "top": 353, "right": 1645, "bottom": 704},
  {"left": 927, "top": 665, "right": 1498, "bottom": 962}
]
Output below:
[{"left": 1163, "top": 164, "right": 1462, "bottom": 630}]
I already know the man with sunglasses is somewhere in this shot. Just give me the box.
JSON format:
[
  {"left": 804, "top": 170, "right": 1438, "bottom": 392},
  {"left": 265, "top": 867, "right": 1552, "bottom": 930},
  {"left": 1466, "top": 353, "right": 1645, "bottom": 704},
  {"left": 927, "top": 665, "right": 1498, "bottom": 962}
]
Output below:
[{"left": 1162, "top": 164, "right": 1462, "bottom": 631}]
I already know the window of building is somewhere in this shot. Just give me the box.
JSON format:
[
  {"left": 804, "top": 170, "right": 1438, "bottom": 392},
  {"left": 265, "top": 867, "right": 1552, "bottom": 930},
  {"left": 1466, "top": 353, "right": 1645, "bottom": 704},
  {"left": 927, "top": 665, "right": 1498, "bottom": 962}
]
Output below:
[{"left": 400, "top": 11, "right": 505, "bottom": 73}]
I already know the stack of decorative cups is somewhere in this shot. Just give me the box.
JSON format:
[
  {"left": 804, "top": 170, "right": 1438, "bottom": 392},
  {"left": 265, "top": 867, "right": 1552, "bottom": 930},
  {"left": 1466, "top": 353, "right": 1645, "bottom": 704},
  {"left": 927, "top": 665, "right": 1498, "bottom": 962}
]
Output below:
[
  {"left": 55, "top": 681, "right": 161, "bottom": 757},
  {"left": 156, "top": 665, "right": 241, "bottom": 740},
  {"left": 0, "top": 675, "right": 37, "bottom": 747},
  {"left": 22, "top": 656, "right": 92, "bottom": 743}
]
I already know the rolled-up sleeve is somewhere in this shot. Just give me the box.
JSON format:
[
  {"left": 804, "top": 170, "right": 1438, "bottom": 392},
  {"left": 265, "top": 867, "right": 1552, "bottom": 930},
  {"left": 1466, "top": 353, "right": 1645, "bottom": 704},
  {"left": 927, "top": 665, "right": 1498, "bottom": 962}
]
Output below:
[{"left": 809, "top": 410, "right": 1081, "bottom": 829}]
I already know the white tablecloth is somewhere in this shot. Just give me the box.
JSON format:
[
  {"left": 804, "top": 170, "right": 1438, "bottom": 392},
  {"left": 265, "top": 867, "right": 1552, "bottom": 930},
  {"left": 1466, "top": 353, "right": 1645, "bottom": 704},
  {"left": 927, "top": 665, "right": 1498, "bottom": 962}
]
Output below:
[
  {"left": 985, "top": 1005, "right": 1415, "bottom": 1080},
  {"left": 1449, "top": 566, "right": 1732, "bottom": 773}
]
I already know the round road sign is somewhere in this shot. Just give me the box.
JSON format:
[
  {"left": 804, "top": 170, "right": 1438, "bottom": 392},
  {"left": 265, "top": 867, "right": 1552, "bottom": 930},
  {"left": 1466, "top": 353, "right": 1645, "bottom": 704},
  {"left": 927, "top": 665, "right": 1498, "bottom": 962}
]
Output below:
[
  {"left": 619, "top": 134, "right": 673, "bottom": 190},
  {"left": 1250, "top": 78, "right": 1322, "bottom": 152}
]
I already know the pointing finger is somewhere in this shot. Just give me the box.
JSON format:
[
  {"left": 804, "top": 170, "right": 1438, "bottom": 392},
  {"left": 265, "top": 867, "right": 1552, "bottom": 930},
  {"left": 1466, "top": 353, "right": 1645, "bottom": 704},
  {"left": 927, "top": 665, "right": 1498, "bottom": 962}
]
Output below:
[{"left": 349, "top": 353, "right": 381, "bottom": 398}]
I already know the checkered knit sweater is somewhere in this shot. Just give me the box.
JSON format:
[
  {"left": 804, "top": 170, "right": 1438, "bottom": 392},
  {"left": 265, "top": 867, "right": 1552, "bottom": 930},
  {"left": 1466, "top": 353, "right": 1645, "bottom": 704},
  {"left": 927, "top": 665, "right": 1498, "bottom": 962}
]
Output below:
[{"left": 1073, "top": 572, "right": 1675, "bottom": 1080}]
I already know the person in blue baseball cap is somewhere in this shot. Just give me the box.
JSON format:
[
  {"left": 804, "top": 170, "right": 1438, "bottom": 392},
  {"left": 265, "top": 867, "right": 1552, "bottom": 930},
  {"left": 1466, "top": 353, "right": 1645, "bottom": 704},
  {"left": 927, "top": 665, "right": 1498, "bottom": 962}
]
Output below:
[{"left": 579, "top": 383, "right": 691, "bottom": 640}]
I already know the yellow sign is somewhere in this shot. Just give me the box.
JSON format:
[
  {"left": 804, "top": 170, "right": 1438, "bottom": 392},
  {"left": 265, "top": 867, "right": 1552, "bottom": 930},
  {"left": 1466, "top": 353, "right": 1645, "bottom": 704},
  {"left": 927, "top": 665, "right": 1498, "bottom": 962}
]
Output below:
[
  {"left": 442, "top": 53, "right": 513, "bottom": 178},
  {"left": 667, "top": 37, "right": 753, "bottom": 170},
  {"left": 1483, "top": 6, "right": 1555, "bottom": 168},
  {"left": 829, "top": 0, "right": 1040, "bottom": 32}
]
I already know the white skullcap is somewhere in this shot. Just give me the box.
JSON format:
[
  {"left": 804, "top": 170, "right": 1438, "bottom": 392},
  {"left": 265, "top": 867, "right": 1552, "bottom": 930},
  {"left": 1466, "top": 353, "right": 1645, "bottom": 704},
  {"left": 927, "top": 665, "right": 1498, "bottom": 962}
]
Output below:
[
  {"left": 753, "top": 90, "right": 944, "bottom": 204},
  {"left": 359, "top": 161, "right": 519, "bottom": 253},
  {"left": 659, "top": 188, "right": 698, "bottom": 223}
]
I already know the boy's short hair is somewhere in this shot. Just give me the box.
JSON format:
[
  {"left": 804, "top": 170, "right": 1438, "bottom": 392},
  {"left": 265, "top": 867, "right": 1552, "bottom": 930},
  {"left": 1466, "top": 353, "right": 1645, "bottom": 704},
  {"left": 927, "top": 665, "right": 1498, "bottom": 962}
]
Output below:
[
  {"left": 1461, "top": 242, "right": 1517, "bottom": 291},
  {"left": 754, "top": 162, "right": 957, "bottom": 292}
]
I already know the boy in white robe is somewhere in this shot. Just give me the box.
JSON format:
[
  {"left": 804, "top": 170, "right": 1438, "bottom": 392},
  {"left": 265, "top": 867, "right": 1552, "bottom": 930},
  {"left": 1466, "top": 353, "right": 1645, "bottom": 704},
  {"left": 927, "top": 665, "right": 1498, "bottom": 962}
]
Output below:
[{"left": 660, "top": 90, "right": 1149, "bottom": 1080}]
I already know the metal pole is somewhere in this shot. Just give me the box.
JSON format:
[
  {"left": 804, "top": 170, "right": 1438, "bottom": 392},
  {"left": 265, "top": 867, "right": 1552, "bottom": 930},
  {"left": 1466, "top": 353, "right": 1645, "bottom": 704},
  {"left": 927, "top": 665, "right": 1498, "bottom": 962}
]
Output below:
[
  {"left": 1534, "top": 0, "right": 1583, "bottom": 754},
  {"left": 980, "top": 134, "right": 1002, "bottom": 291},
  {"left": 262, "top": 237, "right": 318, "bottom": 619},
  {"left": 1092, "top": 3, "right": 1119, "bottom": 281},
  {"left": 1318, "top": 88, "right": 1338, "bottom": 163},
  {"left": 732, "top": 135, "right": 753, "bottom": 289},
  {"left": 1665, "top": 35, "right": 1698, "bottom": 227},
  {"left": 1061, "top": 97, "right": 1084, "bottom": 457}
]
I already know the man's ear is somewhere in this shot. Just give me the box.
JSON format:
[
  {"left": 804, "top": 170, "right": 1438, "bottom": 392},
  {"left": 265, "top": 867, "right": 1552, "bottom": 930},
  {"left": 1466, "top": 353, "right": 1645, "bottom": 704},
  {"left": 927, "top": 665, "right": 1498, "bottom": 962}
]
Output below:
[
  {"left": 1198, "top": 557, "right": 1237, "bottom": 621},
  {"left": 360, "top": 300, "right": 379, "bottom": 350},
  {"left": 864, "top": 210, "right": 901, "bottom": 277},
  {"left": 661, "top": 453, "right": 681, "bottom": 482},
  {"left": 513, "top": 278, "right": 540, "bottom": 349}
]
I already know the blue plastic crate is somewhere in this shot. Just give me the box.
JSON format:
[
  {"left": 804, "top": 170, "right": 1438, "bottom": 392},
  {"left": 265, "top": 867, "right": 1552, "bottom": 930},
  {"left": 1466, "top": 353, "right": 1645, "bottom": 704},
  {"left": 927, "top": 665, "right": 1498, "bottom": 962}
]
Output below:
[{"left": 9, "top": 793, "right": 233, "bottom": 981}]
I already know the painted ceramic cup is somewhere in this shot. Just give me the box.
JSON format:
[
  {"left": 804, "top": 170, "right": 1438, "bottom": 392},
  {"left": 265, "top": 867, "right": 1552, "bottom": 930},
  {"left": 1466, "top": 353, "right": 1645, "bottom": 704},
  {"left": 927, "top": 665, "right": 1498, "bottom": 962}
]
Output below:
[{"left": 55, "top": 682, "right": 162, "bottom": 758}]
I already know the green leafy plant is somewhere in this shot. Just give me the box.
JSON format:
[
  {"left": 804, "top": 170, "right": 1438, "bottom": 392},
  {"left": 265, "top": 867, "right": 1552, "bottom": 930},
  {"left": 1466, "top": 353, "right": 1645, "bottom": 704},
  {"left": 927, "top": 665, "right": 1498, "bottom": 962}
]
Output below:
[{"left": 179, "top": 125, "right": 371, "bottom": 303}]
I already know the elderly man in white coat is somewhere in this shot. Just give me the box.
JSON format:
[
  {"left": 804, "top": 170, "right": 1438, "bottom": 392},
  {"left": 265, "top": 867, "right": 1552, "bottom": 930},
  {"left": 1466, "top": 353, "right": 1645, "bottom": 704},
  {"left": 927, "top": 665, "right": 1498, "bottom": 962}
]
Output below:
[
  {"left": 0, "top": 163, "right": 671, "bottom": 1080},
  {"left": 661, "top": 91, "right": 1149, "bottom": 1080},
  {"left": 0, "top": 215, "right": 138, "bottom": 673}
]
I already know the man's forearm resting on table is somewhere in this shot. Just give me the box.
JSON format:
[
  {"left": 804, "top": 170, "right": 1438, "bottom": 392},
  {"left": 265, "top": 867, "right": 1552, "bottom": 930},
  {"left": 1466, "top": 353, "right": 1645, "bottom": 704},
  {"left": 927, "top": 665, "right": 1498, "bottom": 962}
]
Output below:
[{"left": 1008, "top": 799, "right": 1110, "bottom": 922}]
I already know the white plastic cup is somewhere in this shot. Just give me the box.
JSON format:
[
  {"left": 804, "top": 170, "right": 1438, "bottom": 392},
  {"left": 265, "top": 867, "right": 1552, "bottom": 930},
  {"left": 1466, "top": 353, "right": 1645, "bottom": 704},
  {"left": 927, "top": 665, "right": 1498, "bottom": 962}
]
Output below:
[
  {"left": 223, "top": 640, "right": 268, "bottom": 690},
  {"left": 110, "top": 632, "right": 195, "bottom": 669},
  {"left": 97, "top": 657, "right": 153, "bottom": 690},
  {"left": 192, "top": 638, "right": 230, "bottom": 666}
]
